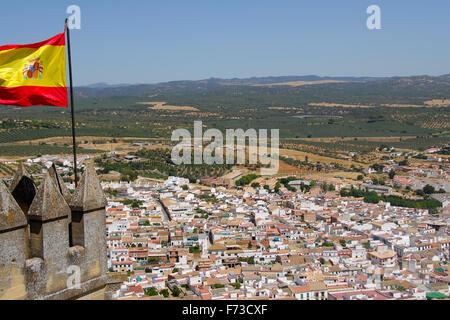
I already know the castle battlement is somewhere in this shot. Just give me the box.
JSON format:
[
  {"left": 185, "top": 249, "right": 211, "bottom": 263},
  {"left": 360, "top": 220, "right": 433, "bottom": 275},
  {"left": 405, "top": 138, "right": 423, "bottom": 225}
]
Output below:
[{"left": 0, "top": 162, "right": 108, "bottom": 300}]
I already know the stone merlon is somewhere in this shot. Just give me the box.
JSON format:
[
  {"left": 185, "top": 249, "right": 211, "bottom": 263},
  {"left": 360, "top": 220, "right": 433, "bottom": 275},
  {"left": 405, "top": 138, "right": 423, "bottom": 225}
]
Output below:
[
  {"left": 70, "top": 163, "right": 107, "bottom": 212},
  {"left": 27, "top": 172, "right": 71, "bottom": 221},
  {"left": 9, "top": 163, "right": 36, "bottom": 214},
  {"left": 48, "top": 163, "right": 72, "bottom": 206},
  {"left": 0, "top": 181, "right": 27, "bottom": 232}
]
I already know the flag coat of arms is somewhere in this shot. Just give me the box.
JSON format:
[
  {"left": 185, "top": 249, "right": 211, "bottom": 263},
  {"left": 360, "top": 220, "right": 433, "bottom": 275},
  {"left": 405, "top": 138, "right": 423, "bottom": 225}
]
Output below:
[{"left": 0, "top": 32, "right": 67, "bottom": 107}]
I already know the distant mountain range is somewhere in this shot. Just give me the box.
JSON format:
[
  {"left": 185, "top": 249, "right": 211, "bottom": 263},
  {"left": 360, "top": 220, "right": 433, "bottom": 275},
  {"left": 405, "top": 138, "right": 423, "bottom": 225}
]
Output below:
[
  {"left": 74, "top": 74, "right": 450, "bottom": 99},
  {"left": 84, "top": 82, "right": 137, "bottom": 88},
  {"left": 81, "top": 75, "right": 385, "bottom": 89},
  {"left": 81, "top": 74, "right": 450, "bottom": 88}
]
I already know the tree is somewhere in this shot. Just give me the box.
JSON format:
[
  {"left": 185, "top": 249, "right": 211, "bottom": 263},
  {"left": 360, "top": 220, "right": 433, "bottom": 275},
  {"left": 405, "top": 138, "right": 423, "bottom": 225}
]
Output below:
[
  {"left": 274, "top": 181, "right": 281, "bottom": 193},
  {"left": 159, "top": 289, "right": 169, "bottom": 298},
  {"left": 172, "top": 285, "right": 182, "bottom": 297},
  {"left": 144, "top": 287, "right": 158, "bottom": 296},
  {"left": 189, "top": 244, "right": 201, "bottom": 253},
  {"left": 423, "top": 184, "right": 435, "bottom": 195},
  {"left": 319, "top": 258, "right": 325, "bottom": 264},
  {"left": 371, "top": 163, "right": 384, "bottom": 172},
  {"left": 231, "top": 282, "right": 241, "bottom": 289},
  {"left": 429, "top": 208, "right": 439, "bottom": 215},
  {"left": 181, "top": 184, "right": 188, "bottom": 190},
  {"left": 147, "top": 257, "right": 161, "bottom": 264},
  {"left": 415, "top": 189, "right": 425, "bottom": 196},
  {"left": 322, "top": 242, "right": 334, "bottom": 247},
  {"left": 248, "top": 256, "right": 255, "bottom": 264},
  {"left": 235, "top": 173, "right": 260, "bottom": 186},
  {"left": 388, "top": 170, "right": 396, "bottom": 179},
  {"left": 357, "top": 175, "right": 364, "bottom": 180}
]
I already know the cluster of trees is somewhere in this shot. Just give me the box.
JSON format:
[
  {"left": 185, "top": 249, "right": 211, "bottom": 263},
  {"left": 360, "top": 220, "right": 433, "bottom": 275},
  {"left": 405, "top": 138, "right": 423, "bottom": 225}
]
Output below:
[
  {"left": 120, "top": 199, "right": 143, "bottom": 208},
  {"left": 371, "top": 177, "right": 386, "bottom": 185},
  {"left": 277, "top": 177, "right": 330, "bottom": 194},
  {"left": 105, "top": 188, "right": 118, "bottom": 197},
  {"left": 415, "top": 184, "right": 446, "bottom": 196},
  {"left": 147, "top": 257, "right": 161, "bottom": 264},
  {"left": 235, "top": 173, "right": 259, "bottom": 186},
  {"left": 320, "top": 182, "right": 335, "bottom": 192},
  {"left": 197, "top": 193, "right": 219, "bottom": 203},
  {"left": 0, "top": 119, "right": 61, "bottom": 130},
  {"left": 96, "top": 148, "right": 233, "bottom": 183},
  {"left": 95, "top": 159, "right": 139, "bottom": 181},
  {"left": 370, "top": 163, "right": 384, "bottom": 173},
  {"left": 340, "top": 186, "right": 442, "bottom": 209},
  {"left": 211, "top": 284, "right": 225, "bottom": 289},
  {"left": 189, "top": 245, "right": 202, "bottom": 253},
  {"left": 438, "top": 147, "right": 450, "bottom": 155},
  {"left": 321, "top": 242, "right": 334, "bottom": 247},
  {"left": 238, "top": 256, "right": 255, "bottom": 264},
  {"left": 279, "top": 156, "right": 316, "bottom": 170},
  {"left": 231, "top": 282, "right": 241, "bottom": 289},
  {"left": 278, "top": 176, "right": 298, "bottom": 192},
  {"left": 413, "top": 153, "right": 427, "bottom": 159},
  {"left": 144, "top": 287, "right": 171, "bottom": 298}
]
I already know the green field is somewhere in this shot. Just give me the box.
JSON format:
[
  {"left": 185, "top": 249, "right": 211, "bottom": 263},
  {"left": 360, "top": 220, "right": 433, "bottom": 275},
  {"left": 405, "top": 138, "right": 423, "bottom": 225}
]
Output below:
[
  {"left": 0, "top": 144, "right": 102, "bottom": 157},
  {"left": 0, "top": 75, "right": 448, "bottom": 153}
]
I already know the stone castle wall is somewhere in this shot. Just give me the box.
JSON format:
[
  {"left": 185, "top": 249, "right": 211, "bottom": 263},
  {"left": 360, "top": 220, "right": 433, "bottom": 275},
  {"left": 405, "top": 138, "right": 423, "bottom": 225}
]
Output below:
[{"left": 0, "top": 163, "right": 108, "bottom": 300}]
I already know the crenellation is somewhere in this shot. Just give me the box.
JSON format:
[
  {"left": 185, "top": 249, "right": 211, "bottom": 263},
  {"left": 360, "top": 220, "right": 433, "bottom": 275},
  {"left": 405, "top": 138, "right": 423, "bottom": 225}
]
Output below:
[
  {"left": 0, "top": 163, "right": 108, "bottom": 300},
  {"left": 9, "top": 163, "right": 36, "bottom": 215},
  {"left": 0, "top": 181, "right": 28, "bottom": 299},
  {"left": 69, "top": 163, "right": 108, "bottom": 285},
  {"left": 48, "top": 163, "right": 72, "bottom": 207},
  {"left": 27, "top": 172, "right": 71, "bottom": 262}
]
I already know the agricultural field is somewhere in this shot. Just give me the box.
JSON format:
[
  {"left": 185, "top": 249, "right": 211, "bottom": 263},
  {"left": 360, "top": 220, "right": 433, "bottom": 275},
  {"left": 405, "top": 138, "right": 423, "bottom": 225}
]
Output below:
[
  {"left": 0, "top": 144, "right": 102, "bottom": 157},
  {"left": 136, "top": 101, "right": 199, "bottom": 111},
  {"left": 0, "top": 75, "right": 448, "bottom": 161}
]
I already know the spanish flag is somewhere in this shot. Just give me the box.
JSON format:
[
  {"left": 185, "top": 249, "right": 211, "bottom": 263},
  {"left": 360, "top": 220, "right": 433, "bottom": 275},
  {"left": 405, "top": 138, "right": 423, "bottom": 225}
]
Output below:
[{"left": 0, "top": 32, "right": 67, "bottom": 107}]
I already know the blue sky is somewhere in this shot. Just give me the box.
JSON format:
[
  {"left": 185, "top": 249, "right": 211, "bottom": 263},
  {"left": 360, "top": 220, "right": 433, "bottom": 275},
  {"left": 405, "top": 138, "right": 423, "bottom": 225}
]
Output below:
[{"left": 1, "top": 0, "right": 449, "bottom": 86}]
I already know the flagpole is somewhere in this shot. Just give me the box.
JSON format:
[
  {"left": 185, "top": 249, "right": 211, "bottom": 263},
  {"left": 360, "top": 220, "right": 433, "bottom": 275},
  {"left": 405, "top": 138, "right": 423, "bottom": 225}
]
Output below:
[{"left": 65, "top": 18, "right": 78, "bottom": 187}]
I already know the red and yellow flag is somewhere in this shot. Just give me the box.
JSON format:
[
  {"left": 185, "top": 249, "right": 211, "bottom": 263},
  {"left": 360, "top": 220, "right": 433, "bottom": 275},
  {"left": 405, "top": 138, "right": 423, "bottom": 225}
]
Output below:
[{"left": 0, "top": 32, "right": 67, "bottom": 107}]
